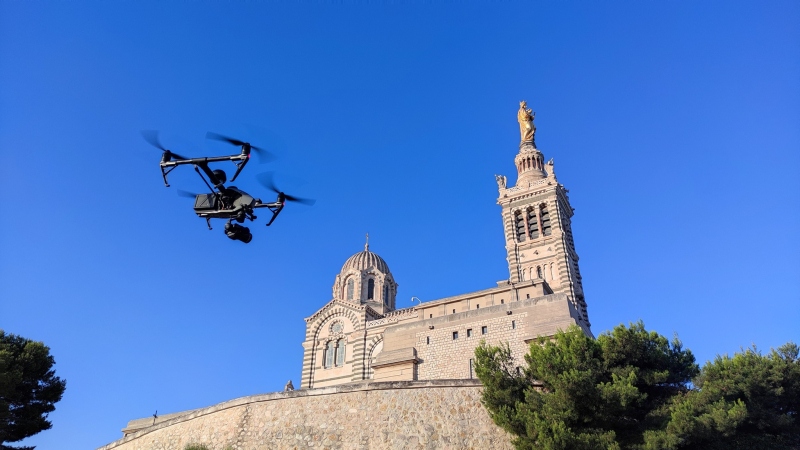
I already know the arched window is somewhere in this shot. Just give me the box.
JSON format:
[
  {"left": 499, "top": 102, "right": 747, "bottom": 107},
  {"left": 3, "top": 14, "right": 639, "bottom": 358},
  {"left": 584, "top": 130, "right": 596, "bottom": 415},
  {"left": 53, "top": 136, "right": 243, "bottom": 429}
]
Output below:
[
  {"left": 514, "top": 211, "right": 526, "bottom": 242},
  {"left": 324, "top": 341, "right": 334, "bottom": 368},
  {"left": 527, "top": 208, "right": 539, "bottom": 239},
  {"left": 346, "top": 279, "right": 354, "bottom": 300},
  {"left": 335, "top": 339, "right": 345, "bottom": 367},
  {"left": 383, "top": 284, "right": 389, "bottom": 305},
  {"left": 540, "top": 205, "right": 552, "bottom": 236},
  {"left": 536, "top": 266, "right": 543, "bottom": 279},
  {"left": 367, "top": 279, "right": 375, "bottom": 300}
]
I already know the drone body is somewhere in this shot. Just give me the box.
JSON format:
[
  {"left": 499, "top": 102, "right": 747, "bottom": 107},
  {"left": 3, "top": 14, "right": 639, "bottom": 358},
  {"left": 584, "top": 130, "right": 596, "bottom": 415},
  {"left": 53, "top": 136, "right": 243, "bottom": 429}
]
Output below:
[{"left": 143, "top": 131, "right": 314, "bottom": 243}]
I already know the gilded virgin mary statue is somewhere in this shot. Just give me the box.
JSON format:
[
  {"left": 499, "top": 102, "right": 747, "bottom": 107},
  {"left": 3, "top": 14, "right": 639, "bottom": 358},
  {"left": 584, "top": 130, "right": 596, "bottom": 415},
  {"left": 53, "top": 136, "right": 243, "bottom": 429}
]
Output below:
[{"left": 517, "top": 101, "right": 536, "bottom": 143}]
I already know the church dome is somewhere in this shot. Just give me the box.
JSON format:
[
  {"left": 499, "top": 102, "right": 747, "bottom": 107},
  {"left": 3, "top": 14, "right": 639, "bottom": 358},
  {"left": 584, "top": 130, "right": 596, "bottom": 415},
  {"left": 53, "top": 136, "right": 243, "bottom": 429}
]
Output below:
[
  {"left": 332, "top": 238, "right": 397, "bottom": 312},
  {"left": 341, "top": 248, "right": 390, "bottom": 274}
]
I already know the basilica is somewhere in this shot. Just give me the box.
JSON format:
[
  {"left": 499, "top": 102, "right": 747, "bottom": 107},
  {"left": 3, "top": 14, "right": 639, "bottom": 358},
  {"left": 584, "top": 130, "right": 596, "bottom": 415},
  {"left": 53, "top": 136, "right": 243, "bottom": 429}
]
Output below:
[{"left": 299, "top": 103, "right": 592, "bottom": 388}]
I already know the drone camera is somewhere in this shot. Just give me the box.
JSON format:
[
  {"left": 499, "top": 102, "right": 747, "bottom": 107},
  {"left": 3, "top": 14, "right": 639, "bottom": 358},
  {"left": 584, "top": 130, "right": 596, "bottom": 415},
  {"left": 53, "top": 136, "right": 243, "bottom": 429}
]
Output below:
[{"left": 225, "top": 222, "right": 252, "bottom": 244}]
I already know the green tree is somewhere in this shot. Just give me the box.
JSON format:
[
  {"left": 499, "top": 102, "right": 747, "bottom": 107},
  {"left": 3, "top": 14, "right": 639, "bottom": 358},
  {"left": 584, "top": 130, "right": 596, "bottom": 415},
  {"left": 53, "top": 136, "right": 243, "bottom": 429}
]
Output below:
[
  {"left": 0, "top": 330, "right": 66, "bottom": 450},
  {"left": 476, "top": 322, "right": 698, "bottom": 450},
  {"left": 475, "top": 322, "right": 799, "bottom": 450},
  {"left": 644, "top": 342, "right": 800, "bottom": 449}
]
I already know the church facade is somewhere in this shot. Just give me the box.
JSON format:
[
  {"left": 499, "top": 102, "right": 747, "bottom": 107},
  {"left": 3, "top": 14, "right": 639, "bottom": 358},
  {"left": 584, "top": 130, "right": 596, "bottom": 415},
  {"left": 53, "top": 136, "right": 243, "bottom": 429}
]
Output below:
[{"left": 300, "top": 104, "right": 592, "bottom": 388}]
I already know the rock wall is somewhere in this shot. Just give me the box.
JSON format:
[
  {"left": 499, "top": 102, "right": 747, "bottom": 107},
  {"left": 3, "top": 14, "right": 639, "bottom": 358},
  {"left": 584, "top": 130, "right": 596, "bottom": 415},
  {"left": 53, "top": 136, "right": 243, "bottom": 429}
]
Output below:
[
  {"left": 97, "top": 380, "right": 514, "bottom": 450},
  {"left": 415, "top": 311, "right": 530, "bottom": 380}
]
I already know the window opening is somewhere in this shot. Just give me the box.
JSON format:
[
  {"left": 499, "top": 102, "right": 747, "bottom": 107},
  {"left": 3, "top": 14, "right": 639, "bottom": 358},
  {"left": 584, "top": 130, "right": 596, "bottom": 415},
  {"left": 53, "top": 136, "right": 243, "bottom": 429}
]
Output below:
[
  {"left": 335, "top": 339, "right": 345, "bottom": 367},
  {"left": 367, "top": 279, "right": 375, "bottom": 300},
  {"left": 452, "top": 331, "right": 458, "bottom": 340},
  {"left": 526, "top": 293, "right": 530, "bottom": 299},
  {"left": 452, "top": 309, "right": 456, "bottom": 314},
  {"left": 346, "top": 279, "right": 354, "bottom": 300},
  {"left": 429, "top": 314, "right": 432, "bottom": 318},
  {"left": 527, "top": 208, "right": 539, "bottom": 239},
  {"left": 426, "top": 336, "right": 430, "bottom": 345},
  {"left": 514, "top": 211, "right": 526, "bottom": 242},
  {"left": 324, "top": 341, "right": 334, "bottom": 368},
  {"left": 501, "top": 299, "right": 504, "bottom": 304},
  {"left": 512, "top": 320, "right": 516, "bottom": 329},
  {"left": 540, "top": 205, "right": 552, "bottom": 236},
  {"left": 467, "top": 329, "right": 473, "bottom": 337},
  {"left": 476, "top": 304, "right": 480, "bottom": 309},
  {"left": 481, "top": 326, "right": 487, "bottom": 335},
  {"left": 537, "top": 266, "right": 542, "bottom": 278}
]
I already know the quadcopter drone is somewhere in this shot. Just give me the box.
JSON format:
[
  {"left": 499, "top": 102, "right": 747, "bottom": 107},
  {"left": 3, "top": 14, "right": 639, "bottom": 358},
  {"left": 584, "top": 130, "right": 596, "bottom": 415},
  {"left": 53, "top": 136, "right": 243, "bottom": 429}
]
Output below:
[{"left": 142, "top": 130, "right": 315, "bottom": 243}]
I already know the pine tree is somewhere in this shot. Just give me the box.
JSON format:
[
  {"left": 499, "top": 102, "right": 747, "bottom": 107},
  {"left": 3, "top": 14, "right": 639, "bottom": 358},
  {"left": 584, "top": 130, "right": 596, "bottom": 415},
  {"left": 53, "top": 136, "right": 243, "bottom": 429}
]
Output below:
[
  {"left": 0, "top": 330, "right": 67, "bottom": 450},
  {"left": 475, "top": 322, "right": 799, "bottom": 449}
]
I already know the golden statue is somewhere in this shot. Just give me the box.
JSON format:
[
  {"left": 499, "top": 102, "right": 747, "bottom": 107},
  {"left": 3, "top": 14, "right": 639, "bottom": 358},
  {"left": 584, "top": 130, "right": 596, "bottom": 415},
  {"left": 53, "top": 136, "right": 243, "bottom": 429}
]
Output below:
[{"left": 517, "top": 101, "right": 536, "bottom": 143}]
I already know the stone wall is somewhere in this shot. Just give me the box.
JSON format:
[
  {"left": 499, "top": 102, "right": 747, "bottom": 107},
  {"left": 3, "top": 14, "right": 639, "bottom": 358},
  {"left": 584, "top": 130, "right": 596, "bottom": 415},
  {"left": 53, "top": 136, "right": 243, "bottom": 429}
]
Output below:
[
  {"left": 98, "top": 380, "right": 514, "bottom": 450},
  {"left": 416, "top": 311, "right": 529, "bottom": 380}
]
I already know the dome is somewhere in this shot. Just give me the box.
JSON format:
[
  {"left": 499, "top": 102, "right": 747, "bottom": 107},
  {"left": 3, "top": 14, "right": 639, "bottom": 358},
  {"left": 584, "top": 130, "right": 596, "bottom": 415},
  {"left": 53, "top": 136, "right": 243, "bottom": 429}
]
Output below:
[{"left": 341, "top": 249, "right": 390, "bottom": 274}]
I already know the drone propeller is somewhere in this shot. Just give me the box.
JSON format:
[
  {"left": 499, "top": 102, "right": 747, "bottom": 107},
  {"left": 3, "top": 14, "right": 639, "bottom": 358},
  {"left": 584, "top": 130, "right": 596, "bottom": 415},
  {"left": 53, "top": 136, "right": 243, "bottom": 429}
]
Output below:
[
  {"left": 257, "top": 172, "right": 316, "bottom": 206},
  {"left": 205, "top": 132, "right": 275, "bottom": 163},
  {"left": 177, "top": 189, "right": 199, "bottom": 199},
  {"left": 140, "top": 130, "right": 187, "bottom": 160}
]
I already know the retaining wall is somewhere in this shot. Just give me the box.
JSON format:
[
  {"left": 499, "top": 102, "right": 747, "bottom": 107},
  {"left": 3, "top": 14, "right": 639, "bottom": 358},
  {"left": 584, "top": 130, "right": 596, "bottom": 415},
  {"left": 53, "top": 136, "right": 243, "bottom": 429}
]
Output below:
[{"left": 97, "top": 380, "right": 514, "bottom": 450}]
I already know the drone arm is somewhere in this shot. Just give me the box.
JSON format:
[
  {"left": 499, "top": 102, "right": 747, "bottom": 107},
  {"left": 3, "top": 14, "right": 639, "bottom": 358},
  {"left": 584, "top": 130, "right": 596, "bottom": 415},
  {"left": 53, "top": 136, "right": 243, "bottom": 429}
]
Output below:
[
  {"left": 160, "top": 154, "right": 247, "bottom": 187},
  {"left": 252, "top": 201, "right": 281, "bottom": 209}
]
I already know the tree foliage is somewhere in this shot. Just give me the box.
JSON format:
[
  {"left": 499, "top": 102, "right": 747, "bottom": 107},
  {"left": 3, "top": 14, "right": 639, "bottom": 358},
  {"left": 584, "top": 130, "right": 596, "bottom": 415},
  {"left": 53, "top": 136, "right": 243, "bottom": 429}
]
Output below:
[
  {"left": 475, "top": 322, "right": 799, "bottom": 450},
  {"left": 0, "top": 330, "right": 66, "bottom": 450}
]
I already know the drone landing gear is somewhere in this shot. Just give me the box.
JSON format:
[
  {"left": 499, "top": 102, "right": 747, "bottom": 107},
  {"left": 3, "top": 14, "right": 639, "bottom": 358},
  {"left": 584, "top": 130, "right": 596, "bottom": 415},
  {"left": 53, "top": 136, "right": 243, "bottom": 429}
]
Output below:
[
  {"left": 160, "top": 166, "right": 178, "bottom": 187},
  {"left": 206, "top": 218, "right": 212, "bottom": 230}
]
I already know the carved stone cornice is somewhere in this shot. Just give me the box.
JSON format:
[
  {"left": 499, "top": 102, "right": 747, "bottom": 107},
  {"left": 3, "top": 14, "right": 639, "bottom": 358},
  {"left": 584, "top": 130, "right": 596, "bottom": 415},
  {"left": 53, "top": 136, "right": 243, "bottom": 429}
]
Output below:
[
  {"left": 304, "top": 298, "right": 375, "bottom": 324},
  {"left": 365, "top": 307, "right": 419, "bottom": 329}
]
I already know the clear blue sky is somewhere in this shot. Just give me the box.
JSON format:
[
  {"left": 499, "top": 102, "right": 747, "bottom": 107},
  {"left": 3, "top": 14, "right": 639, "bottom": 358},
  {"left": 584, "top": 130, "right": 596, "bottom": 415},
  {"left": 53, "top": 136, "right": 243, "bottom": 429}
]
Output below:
[{"left": 1, "top": 1, "right": 798, "bottom": 448}]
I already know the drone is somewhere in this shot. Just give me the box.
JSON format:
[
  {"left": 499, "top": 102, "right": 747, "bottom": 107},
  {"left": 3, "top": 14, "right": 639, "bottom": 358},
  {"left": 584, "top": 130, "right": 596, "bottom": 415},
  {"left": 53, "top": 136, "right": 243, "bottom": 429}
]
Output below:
[{"left": 142, "top": 130, "right": 315, "bottom": 243}]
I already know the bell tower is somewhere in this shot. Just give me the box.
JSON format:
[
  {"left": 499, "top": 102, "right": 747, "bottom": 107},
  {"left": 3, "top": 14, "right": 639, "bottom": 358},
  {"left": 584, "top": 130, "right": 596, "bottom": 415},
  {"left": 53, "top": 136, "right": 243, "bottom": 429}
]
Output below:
[{"left": 495, "top": 102, "right": 590, "bottom": 327}]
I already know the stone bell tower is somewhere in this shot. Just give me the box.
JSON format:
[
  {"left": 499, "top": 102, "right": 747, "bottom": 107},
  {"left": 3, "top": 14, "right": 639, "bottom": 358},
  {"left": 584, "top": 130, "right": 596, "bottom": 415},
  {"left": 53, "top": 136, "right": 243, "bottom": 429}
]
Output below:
[{"left": 495, "top": 102, "right": 590, "bottom": 327}]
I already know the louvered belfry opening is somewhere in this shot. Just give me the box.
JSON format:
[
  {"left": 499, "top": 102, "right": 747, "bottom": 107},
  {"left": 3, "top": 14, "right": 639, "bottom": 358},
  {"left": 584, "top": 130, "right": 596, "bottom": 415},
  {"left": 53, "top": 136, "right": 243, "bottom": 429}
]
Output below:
[
  {"left": 540, "top": 204, "right": 552, "bottom": 236},
  {"left": 527, "top": 207, "right": 539, "bottom": 239},
  {"left": 367, "top": 278, "right": 375, "bottom": 300},
  {"left": 514, "top": 211, "right": 527, "bottom": 242}
]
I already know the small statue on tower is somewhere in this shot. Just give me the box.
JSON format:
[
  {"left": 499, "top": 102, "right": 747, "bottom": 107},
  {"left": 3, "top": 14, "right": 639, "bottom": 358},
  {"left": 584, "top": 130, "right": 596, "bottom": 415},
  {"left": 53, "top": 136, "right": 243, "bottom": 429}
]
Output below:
[
  {"left": 495, "top": 174, "right": 507, "bottom": 190},
  {"left": 517, "top": 101, "right": 536, "bottom": 145}
]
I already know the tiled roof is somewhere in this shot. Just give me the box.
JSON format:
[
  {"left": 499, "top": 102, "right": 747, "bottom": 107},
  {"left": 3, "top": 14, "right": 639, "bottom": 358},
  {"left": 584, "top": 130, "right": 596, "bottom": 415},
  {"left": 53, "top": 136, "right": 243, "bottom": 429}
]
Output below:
[{"left": 341, "top": 250, "right": 390, "bottom": 274}]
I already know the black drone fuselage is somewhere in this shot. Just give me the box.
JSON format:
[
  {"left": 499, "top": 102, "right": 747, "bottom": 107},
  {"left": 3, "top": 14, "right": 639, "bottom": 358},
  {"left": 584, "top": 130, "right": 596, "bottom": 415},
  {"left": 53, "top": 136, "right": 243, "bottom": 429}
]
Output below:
[{"left": 191, "top": 187, "right": 285, "bottom": 225}]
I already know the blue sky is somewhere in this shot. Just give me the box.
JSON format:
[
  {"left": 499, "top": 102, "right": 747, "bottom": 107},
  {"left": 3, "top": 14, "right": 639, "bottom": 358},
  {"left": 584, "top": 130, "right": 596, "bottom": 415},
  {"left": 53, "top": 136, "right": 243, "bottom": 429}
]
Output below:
[{"left": 1, "top": 1, "right": 798, "bottom": 448}]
